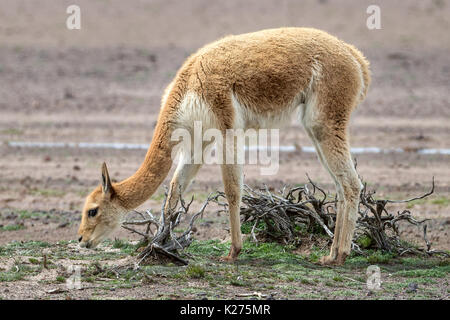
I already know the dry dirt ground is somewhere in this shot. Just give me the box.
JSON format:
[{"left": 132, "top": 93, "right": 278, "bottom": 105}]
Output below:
[{"left": 0, "top": 0, "right": 449, "bottom": 300}]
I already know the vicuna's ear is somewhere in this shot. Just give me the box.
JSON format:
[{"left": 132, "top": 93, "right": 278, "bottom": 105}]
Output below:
[{"left": 101, "top": 162, "right": 113, "bottom": 196}]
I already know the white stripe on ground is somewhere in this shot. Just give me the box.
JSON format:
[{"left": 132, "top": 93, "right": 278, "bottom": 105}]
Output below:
[{"left": 7, "top": 141, "right": 450, "bottom": 155}]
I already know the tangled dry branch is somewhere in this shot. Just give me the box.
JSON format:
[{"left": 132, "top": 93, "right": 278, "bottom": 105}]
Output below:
[
  {"left": 122, "top": 186, "right": 217, "bottom": 266},
  {"left": 214, "top": 176, "right": 447, "bottom": 257},
  {"left": 122, "top": 176, "right": 447, "bottom": 266}
]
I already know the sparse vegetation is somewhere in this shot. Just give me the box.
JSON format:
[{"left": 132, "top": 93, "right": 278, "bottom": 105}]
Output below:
[
  {"left": 1, "top": 224, "right": 25, "bottom": 231},
  {"left": 186, "top": 264, "right": 206, "bottom": 278},
  {"left": 0, "top": 239, "right": 447, "bottom": 299},
  {"left": 0, "top": 0, "right": 449, "bottom": 301}
]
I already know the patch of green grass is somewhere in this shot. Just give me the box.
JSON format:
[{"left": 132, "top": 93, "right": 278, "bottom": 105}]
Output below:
[
  {"left": 0, "top": 240, "right": 51, "bottom": 252},
  {"left": 17, "top": 210, "right": 48, "bottom": 220},
  {"left": 29, "top": 189, "right": 66, "bottom": 197},
  {"left": 400, "top": 257, "right": 449, "bottom": 268},
  {"left": 28, "top": 258, "right": 40, "bottom": 265},
  {"left": 1, "top": 224, "right": 25, "bottom": 231},
  {"left": 186, "top": 265, "right": 206, "bottom": 279},
  {"left": 406, "top": 196, "right": 450, "bottom": 208},
  {"left": 295, "top": 292, "right": 323, "bottom": 299},
  {"left": 0, "top": 241, "right": 54, "bottom": 258},
  {"left": 229, "top": 277, "right": 246, "bottom": 287},
  {"left": 333, "top": 275, "right": 344, "bottom": 282},
  {"left": 101, "top": 239, "right": 138, "bottom": 255},
  {"left": 299, "top": 277, "right": 314, "bottom": 285},
  {"left": 405, "top": 277, "right": 438, "bottom": 285},
  {"left": 1, "top": 238, "right": 447, "bottom": 299},
  {"left": 356, "top": 235, "right": 373, "bottom": 249},
  {"left": 186, "top": 239, "right": 229, "bottom": 257},
  {"left": 0, "top": 128, "right": 23, "bottom": 135},
  {"left": 306, "top": 246, "right": 328, "bottom": 263},
  {"left": 431, "top": 196, "right": 450, "bottom": 206},
  {"left": 393, "top": 265, "right": 449, "bottom": 278},
  {"left": 240, "top": 220, "right": 266, "bottom": 234},
  {"left": 323, "top": 280, "right": 337, "bottom": 287},
  {"left": 240, "top": 241, "right": 298, "bottom": 263},
  {"left": 406, "top": 199, "right": 427, "bottom": 208},
  {"left": 112, "top": 238, "right": 129, "bottom": 249},
  {"left": 366, "top": 251, "right": 396, "bottom": 264},
  {"left": 0, "top": 271, "right": 25, "bottom": 282},
  {"left": 331, "top": 289, "right": 359, "bottom": 297},
  {"left": 0, "top": 261, "right": 42, "bottom": 282}
]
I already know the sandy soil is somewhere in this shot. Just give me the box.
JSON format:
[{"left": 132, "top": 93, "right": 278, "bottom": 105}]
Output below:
[{"left": 0, "top": 0, "right": 449, "bottom": 299}]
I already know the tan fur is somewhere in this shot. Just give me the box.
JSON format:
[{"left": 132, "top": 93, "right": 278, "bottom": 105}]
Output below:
[{"left": 78, "top": 27, "right": 370, "bottom": 265}]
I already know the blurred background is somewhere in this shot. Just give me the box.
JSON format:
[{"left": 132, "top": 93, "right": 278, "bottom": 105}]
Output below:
[{"left": 0, "top": 0, "right": 448, "bottom": 246}]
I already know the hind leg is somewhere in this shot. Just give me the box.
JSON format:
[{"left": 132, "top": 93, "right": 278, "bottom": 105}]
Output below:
[
  {"left": 219, "top": 163, "right": 243, "bottom": 262},
  {"left": 302, "top": 108, "right": 361, "bottom": 265},
  {"left": 319, "top": 140, "right": 360, "bottom": 265},
  {"left": 304, "top": 126, "right": 345, "bottom": 262}
]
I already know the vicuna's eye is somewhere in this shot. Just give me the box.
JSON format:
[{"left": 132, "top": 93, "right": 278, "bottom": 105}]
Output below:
[{"left": 88, "top": 208, "right": 98, "bottom": 218}]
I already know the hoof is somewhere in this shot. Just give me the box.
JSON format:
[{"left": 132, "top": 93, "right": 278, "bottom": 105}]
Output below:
[
  {"left": 219, "top": 255, "right": 237, "bottom": 263},
  {"left": 320, "top": 255, "right": 339, "bottom": 266},
  {"left": 320, "top": 252, "right": 348, "bottom": 266},
  {"left": 220, "top": 245, "right": 241, "bottom": 263}
]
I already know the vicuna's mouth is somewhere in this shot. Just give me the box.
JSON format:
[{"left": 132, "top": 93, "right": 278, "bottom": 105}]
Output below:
[
  {"left": 78, "top": 226, "right": 116, "bottom": 249},
  {"left": 79, "top": 239, "right": 97, "bottom": 249}
]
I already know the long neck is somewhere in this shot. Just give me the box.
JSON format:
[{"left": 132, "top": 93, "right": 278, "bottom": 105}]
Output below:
[{"left": 113, "top": 113, "right": 175, "bottom": 210}]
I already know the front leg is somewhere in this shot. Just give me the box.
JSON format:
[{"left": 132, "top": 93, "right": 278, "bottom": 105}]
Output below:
[
  {"left": 164, "top": 161, "right": 202, "bottom": 222},
  {"left": 220, "top": 163, "right": 243, "bottom": 262}
]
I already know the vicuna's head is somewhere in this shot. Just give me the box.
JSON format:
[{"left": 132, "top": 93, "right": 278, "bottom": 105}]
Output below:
[{"left": 77, "top": 163, "right": 126, "bottom": 248}]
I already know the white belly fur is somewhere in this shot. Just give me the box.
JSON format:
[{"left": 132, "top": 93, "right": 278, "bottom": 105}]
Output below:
[{"left": 175, "top": 91, "right": 305, "bottom": 132}]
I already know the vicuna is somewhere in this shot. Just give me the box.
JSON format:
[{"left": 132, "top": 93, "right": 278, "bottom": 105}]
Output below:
[{"left": 77, "top": 27, "right": 370, "bottom": 265}]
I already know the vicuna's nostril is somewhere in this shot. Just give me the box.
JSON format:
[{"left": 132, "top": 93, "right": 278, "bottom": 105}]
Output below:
[{"left": 78, "top": 236, "right": 82, "bottom": 242}]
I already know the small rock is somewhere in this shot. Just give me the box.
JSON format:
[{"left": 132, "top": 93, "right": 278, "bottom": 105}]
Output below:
[
  {"left": 5, "top": 213, "right": 17, "bottom": 220},
  {"left": 64, "top": 89, "right": 75, "bottom": 99},
  {"left": 47, "top": 288, "right": 67, "bottom": 294},
  {"left": 406, "top": 282, "right": 418, "bottom": 293},
  {"left": 58, "top": 221, "right": 69, "bottom": 228}
]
